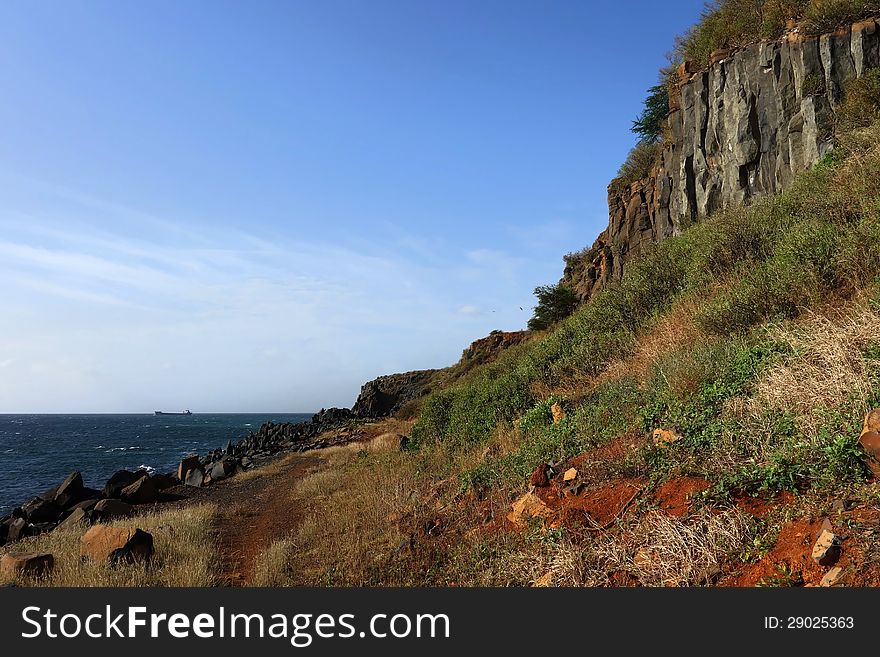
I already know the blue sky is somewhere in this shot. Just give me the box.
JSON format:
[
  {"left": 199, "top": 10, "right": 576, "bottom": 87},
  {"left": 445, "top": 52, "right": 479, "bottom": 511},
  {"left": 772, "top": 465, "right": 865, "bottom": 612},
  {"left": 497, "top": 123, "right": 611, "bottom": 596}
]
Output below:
[{"left": 0, "top": 0, "right": 706, "bottom": 412}]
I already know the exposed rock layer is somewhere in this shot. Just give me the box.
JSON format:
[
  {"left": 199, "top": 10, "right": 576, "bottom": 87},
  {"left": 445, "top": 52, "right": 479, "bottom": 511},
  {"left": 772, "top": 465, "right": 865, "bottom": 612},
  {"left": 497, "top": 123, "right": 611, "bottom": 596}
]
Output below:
[
  {"left": 352, "top": 370, "right": 438, "bottom": 418},
  {"left": 564, "top": 18, "right": 880, "bottom": 301}
]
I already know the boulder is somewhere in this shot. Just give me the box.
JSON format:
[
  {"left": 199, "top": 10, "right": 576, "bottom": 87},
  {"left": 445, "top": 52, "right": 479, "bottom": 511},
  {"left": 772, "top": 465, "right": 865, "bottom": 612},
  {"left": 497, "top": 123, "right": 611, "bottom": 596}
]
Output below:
[
  {"left": 103, "top": 470, "right": 142, "bottom": 498},
  {"left": 812, "top": 528, "right": 841, "bottom": 566},
  {"left": 529, "top": 464, "right": 551, "bottom": 488},
  {"left": 68, "top": 498, "right": 101, "bottom": 513},
  {"left": 652, "top": 428, "right": 682, "bottom": 448},
  {"left": 7, "top": 517, "right": 28, "bottom": 542},
  {"left": 858, "top": 430, "right": 880, "bottom": 478},
  {"left": 551, "top": 402, "right": 566, "bottom": 424},
  {"left": 534, "top": 571, "right": 553, "bottom": 587},
  {"left": 30, "top": 522, "right": 54, "bottom": 536},
  {"left": 0, "top": 553, "right": 54, "bottom": 578},
  {"left": 209, "top": 459, "right": 236, "bottom": 482},
  {"left": 52, "top": 471, "right": 85, "bottom": 508},
  {"left": 22, "top": 496, "right": 61, "bottom": 524},
  {"left": 820, "top": 566, "right": 844, "bottom": 587},
  {"left": 120, "top": 475, "right": 159, "bottom": 505},
  {"left": 184, "top": 468, "right": 204, "bottom": 488},
  {"left": 863, "top": 409, "right": 880, "bottom": 435},
  {"left": 57, "top": 507, "right": 90, "bottom": 531},
  {"left": 507, "top": 491, "right": 552, "bottom": 527},
  {"left": 150, "top": 473, "right": 177, "bottom": 490},
  {"left": 80, "top": 525, "right": 153, "bottom": 565},
  {"left": 92, "top": 499, "right": 133, "bottom": 521},
  {"left": 177, "top": 455, "right": 201, "bottom": 481}
]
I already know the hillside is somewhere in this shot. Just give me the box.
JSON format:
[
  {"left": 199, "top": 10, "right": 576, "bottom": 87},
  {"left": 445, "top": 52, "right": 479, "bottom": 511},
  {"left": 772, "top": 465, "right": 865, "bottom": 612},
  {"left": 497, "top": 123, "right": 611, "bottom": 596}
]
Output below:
[{"left": 6, "top": 3, "right": 880, "bottom": 588}]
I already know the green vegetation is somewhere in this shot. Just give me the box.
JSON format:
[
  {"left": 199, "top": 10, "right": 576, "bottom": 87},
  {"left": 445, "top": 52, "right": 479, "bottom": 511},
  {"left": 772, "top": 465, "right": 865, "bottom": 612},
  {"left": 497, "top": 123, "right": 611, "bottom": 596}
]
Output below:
[
  {"left": 527, "top": 283, "right": 579, "bottom": 331},
  {"left": 632, "top": 84, "right": 670, "bottom": 144},
  {"left": 411, "top": 120, "right": 880, "bottom": 501},
  {"left": 615, "top": 82, "right": 670, "bottom": 187},
  {"left": 616, "top": 141, "right": 662, "bottom": 186},
  {"left": 802, "top": 72, "right": 827, "bottom": 97},
  {"left": 837, "top": 68, "right": 880, "bottom": 132},
  {"left": 674, "top": 0, "right": 880, "bottom": 68}
]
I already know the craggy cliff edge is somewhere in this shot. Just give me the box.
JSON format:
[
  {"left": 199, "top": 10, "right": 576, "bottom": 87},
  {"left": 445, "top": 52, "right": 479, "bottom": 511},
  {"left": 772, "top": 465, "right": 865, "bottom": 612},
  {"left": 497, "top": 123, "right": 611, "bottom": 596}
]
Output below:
[{"left": 564, "top": 18, "right": 880, "bottom": 301}]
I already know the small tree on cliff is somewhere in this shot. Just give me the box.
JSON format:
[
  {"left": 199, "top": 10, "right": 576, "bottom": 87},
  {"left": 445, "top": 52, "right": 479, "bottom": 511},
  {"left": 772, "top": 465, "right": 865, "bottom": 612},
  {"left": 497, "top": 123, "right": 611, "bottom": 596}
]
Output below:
[
  {"left": 528, "top": 283, "right": 579, "bottom": 331},
  {"left": 632, "top": 83, "right": 669, "bottom": 144}
]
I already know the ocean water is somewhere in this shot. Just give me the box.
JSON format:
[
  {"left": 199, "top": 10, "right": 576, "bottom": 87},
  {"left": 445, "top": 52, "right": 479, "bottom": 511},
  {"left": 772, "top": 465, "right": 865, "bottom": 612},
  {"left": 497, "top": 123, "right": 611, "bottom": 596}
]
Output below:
[{"left": 0, "top": 413, "right": 312, "bottom": 515}]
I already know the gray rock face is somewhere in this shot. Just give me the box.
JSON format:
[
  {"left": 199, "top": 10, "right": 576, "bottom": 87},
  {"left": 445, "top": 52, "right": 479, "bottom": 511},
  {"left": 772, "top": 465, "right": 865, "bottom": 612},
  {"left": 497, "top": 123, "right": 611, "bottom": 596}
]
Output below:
[
  {"left": 564, "top": 19, "right": 880, "bottom": 301},
  {"left": 352, "top": 370, "right": 438, "bottom": 418}
]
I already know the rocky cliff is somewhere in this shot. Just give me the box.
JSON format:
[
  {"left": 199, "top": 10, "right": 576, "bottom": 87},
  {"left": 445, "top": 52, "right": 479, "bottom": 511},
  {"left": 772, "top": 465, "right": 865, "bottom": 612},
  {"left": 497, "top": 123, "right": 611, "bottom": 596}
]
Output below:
[
  {"left": 564, "top": 18, "right": 880, "bottom": 301},
  {"left": 352, "top": 370, "right": 438, "bottom": 418},
  {"left": 352, "top": 330, "right": 530, "bottom": 418}
]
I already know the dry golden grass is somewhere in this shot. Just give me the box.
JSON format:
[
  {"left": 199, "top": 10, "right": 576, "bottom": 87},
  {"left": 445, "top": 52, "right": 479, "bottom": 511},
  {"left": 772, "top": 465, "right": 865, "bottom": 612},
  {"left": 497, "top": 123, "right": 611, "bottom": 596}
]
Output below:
[
  {"left": 466, "top": 508, "right": 755, "bottom": 587},
  {"left": 0, "top": 504, "right": 217, "bottom": 587},
  {"left": 250, "top": 537, "right": 298, "bottom": 586},
  {"left": 235, "top": 453, "right": 304, "bottom": 483},
  {"left": 236, "top": 419, "right": 415, "bottom": 484},
  {"left": 749, "top": 299, "right": 880, "bottom": 436},
  {"left": 587, "top": 509, "right": 753, "bottom": 587},
  {"left": 604, "top": 297, "right": 703, "bottom": 385},
  {"left": 273, "top": 434, "right": 471, "bottom": 585},
  {"left": 534, "top": 297, "right": 704, "bottom": 401}
]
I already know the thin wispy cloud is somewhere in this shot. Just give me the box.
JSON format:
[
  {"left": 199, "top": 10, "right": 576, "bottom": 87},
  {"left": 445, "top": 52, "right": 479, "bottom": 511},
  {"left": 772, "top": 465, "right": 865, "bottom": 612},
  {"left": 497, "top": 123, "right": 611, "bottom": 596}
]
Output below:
[{"left": 0, "top": 179, "right": 542, "bottom": 412}]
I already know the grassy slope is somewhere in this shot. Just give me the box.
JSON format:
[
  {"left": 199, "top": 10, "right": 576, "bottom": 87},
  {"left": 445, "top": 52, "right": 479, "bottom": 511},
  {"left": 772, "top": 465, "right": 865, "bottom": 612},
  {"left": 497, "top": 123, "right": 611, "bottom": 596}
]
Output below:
[
  {"left": 412, "top": 121, "right": 880, "bottom": 494},
  {"left": 0, "top": 505, "right": 217, "bottom": 586},
  {"left": 243, "top": 118, "right": 880, "bottom": 588}
]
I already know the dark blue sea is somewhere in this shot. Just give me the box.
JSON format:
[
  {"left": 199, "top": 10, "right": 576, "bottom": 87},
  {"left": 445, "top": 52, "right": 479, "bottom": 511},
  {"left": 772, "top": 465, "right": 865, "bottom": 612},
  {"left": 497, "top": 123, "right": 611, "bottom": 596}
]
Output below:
[{"left": 0, "top": 413, "right": 312, "bottom": 514}]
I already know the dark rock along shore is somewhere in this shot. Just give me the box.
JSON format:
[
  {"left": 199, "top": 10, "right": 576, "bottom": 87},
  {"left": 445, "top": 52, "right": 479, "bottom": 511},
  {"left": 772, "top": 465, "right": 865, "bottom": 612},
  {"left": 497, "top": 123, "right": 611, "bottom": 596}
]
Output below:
[{"left": 0, "top": 406, "right": 366, "bottom": 548}]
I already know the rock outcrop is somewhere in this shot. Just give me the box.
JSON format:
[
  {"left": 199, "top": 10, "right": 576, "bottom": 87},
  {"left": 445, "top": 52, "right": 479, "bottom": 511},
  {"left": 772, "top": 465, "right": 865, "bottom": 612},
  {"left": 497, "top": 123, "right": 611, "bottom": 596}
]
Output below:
[
  {"left": 352, "top": 370, "right": 437, "bottom": 418},
  {"left": 457, "top": 330, "right": 529, "bottom": 370},
  {"left": 80, "top": 525, "right": 153, "bottom": 565},
  {"left": 564, "top": 18, "right": 880, "bottom": 301},
  {"left": 351, "top": 331, "right": 529, "bottom": 418}
]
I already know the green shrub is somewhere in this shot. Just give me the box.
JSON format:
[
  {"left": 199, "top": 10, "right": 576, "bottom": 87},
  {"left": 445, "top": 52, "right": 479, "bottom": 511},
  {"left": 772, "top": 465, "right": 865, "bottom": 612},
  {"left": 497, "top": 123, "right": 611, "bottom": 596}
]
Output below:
[
  {"left": 802, "top": 72, "right": 827, "bottom": 97},
  {"left": 527, "top": 283, "right": 579, "bottom": 331},
  {"left": 673, "top": 1, "right": 880, "bottom": 67},
  {"left": 837, "top": 68, "right": 880, "bottom": 132},
  {"left": 632, "top": 83, "right": 670, "bottom": 144},
  {"left": 615, "top": 141, "right": 661, "bottom": 187},
  {"left": 412, "top": 123, "right": 880, "bottom": 471},
  {"left": 800, "top": 0, "right": 880, "bottom": 34},
  {"left": 674, "top": 0, "right": 803, "bottom": 66},
  {"left": 459, "top": 379, "right": 645, "bottom": 491}
]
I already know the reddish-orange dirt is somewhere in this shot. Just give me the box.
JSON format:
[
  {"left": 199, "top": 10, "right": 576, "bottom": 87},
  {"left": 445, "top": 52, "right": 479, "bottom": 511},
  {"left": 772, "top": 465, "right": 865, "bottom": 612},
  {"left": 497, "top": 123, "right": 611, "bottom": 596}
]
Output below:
[
  {"left": 536, "top": 477, "right": 645, "bottom": 528},
  {"left": 207, "top": 455, "right": 319, "bottom": 585},
  {"left": 721, "top": 517, "right": 828, "bottom": 587},
  {"left": 653, "top": 477, "right": 710, "bottom": 516},
  {"left": 734, "top": 491, "right": 795, "bottom": 517},
  {"left": 568, "top": 436, "right": 632, "bottom": 467}
]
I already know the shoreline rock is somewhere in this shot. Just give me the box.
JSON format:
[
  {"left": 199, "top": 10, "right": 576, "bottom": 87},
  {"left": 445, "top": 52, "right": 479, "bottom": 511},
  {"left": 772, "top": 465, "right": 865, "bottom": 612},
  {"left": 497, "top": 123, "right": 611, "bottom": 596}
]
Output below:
[{"left": 0, "top": 406, "right": 364, "bottom": 549}]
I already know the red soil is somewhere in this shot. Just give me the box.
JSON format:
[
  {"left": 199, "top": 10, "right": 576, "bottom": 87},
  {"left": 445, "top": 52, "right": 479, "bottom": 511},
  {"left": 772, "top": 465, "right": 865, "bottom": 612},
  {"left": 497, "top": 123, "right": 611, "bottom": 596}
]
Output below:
[
  {"left": 721, "top": 517, "right": 828, "bottom": 587},
  {"left": 653, "top": 477, "right": 710, "bottom": 516},
  {"left": 536, "top": 477, "right": 645, "bottom": 529},
  {"left": 734, "top": 491, "right": 795, "bottom": 517},
  {"left": 568, "top": 435, "right": 633, "bottom": 468},
  {"left": 210, "top": 455, "right": 319, "bottom": 585}
]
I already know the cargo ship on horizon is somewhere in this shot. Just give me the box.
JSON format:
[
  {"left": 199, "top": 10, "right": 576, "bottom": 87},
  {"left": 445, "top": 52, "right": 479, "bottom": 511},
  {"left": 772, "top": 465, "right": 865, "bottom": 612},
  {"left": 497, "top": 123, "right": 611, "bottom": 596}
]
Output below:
[{"left": 154, "top": 409, "right": 192, "bottom": 416}]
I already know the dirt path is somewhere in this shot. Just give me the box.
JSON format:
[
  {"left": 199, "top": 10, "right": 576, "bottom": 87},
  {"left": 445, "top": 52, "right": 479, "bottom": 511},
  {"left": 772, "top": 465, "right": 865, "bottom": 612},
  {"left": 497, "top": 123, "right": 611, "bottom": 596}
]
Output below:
[{"left": 207, "top": 455, "right": 320, "bottom": 586}]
